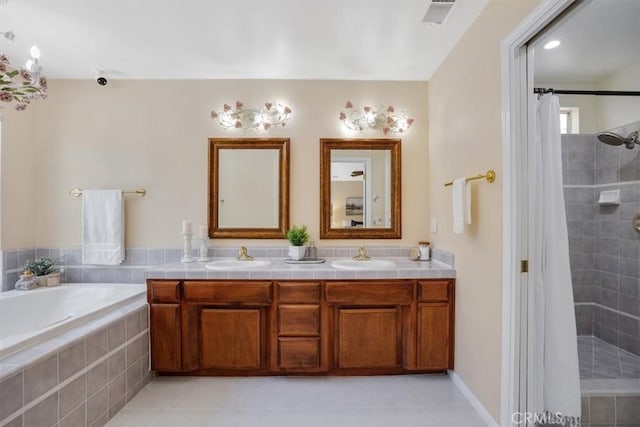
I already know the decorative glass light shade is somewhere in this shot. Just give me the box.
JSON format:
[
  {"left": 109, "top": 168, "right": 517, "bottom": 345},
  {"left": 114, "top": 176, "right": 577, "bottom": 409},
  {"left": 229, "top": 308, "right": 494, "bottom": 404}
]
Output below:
[
  {"left": 339, "top": 101, "right": 414, "bottom": 135},
  {"left": 211, "top": 101, "right": 292, "bottom": 131},
  {"left": 0, "top": 43, "right": 47, "bottom": 116}
]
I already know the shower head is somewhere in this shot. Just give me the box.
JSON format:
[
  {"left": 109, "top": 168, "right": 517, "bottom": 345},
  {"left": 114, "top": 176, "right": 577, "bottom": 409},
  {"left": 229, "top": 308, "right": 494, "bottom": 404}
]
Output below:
[{"left": 597, "top": 130, "right": 639, "bottom": 149}]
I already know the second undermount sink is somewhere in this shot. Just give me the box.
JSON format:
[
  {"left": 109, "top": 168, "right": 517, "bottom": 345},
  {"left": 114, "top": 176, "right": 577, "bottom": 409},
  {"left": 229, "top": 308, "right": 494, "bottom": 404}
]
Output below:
[
  {"left": 331, "top": 259, "right": 396, "bottom": 270},
  {"left": 205, "top": 259, "right": 272, "bottom": 270}
]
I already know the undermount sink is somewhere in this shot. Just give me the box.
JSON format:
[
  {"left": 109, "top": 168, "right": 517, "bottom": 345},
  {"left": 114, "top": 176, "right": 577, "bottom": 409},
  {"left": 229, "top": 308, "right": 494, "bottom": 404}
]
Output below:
[
  {"left": 204, "top": 259, "right": 272, "bottom": 270},
  {"left": 331, "top": 259, "right": 396, "bottom": 270}
]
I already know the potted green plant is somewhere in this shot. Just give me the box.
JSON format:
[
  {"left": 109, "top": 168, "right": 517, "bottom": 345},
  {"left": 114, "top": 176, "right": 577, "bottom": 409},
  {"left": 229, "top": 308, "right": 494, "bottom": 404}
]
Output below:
[
  {"left": 285, "top": 224, "right": 310, "bottom": 260},
  {"left": 24, "top": 257, "right": 60, "bottom": 287}
]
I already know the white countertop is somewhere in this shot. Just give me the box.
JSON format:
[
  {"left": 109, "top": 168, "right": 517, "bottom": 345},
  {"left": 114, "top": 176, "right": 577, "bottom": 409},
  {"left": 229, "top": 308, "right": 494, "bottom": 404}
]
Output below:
[{"left": 146, "top": 257, "right": 456, "bottom": 280}]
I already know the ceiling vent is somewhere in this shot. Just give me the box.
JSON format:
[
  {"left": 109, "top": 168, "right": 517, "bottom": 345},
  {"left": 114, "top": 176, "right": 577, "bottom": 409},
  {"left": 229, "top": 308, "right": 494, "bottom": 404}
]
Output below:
[{"left": 421, "top": 0, "right": 456, "bottom": 25}]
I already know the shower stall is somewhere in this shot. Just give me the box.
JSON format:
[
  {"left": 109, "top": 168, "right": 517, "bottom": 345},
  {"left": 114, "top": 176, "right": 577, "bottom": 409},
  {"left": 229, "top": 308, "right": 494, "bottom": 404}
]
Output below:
[{"left": 563, "top": 119, "right": 640, "bottom": 423}]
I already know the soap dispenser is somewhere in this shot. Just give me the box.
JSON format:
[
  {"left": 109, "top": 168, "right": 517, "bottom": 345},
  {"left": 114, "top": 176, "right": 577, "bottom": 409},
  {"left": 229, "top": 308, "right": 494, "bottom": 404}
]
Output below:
[
  {"left": 307, "top": 241, "right": 318, "bottom": 260},
  {"left": 15, "top": 270, "right": 38, "bottom": 290}
]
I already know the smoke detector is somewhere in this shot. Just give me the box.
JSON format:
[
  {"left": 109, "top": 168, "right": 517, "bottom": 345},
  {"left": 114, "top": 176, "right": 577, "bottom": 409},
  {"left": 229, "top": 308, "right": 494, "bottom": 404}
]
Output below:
[{"left": 421, "top": 0, "right": 456, "bottom": 25}]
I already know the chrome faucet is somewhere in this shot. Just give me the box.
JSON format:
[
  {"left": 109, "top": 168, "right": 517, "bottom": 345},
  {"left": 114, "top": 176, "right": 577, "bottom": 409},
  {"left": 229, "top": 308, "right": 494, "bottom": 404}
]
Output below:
[
  {"left": 237, "top": 246, "right": 254, "bottom": 261},
  {"left": 353, "top": 246, "right": 371, "bottom": 261}
]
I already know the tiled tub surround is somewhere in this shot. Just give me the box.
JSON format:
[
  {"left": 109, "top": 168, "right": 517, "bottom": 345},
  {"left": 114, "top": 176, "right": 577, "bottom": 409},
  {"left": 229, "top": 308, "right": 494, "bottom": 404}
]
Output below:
[
  {"left": 563, "top": 129, "right": 640, "bottom": 357},
  {"left": 1, "top": 246, "right": 455, "bottom": 291},
  {"left": 0, "top": 293, "right": 151, "bottom": 427},
  {"left": 0, "top": 248, "right": 170, "bottom": 292},
  {"left": 0, "top": 284, "right": 146, "bottom": 359}
]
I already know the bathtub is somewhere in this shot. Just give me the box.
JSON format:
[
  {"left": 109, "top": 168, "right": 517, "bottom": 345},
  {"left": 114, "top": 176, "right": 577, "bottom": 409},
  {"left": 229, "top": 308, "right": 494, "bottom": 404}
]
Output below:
[{"left": 0, "top": 283, "right": 146, "bottom": 358}]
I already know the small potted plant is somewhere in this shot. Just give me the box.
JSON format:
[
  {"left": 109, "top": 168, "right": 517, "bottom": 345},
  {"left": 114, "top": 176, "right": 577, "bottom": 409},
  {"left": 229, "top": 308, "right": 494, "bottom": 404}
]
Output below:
[
  {"left": 285, "top": 224, "right": 310, "bottom": 260},
  {"left": 24, "top": 257, "right": 60, "bottom": 287}
]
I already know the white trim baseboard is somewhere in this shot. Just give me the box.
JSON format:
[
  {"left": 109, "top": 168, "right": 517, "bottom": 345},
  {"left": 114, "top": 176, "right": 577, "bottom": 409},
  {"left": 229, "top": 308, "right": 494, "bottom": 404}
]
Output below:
[{"left": 449, "top": 370, "right": 499, "bottom": 427}]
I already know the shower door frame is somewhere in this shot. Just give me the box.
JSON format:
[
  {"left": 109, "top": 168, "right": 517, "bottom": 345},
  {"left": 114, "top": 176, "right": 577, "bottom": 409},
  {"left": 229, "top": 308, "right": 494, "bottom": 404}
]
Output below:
[{"left": 500, "top": 0, "right": 576, "bottom": 425}]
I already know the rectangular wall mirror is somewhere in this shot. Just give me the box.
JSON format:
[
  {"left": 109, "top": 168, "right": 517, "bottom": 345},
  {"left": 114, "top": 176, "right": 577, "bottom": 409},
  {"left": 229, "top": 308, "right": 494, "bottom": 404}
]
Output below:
[
  {"left": 320, "top": 138, "right": 401, "bottom": 239},
  {"left": 209, "top": 138, "right": 289, "bottom": 238}
]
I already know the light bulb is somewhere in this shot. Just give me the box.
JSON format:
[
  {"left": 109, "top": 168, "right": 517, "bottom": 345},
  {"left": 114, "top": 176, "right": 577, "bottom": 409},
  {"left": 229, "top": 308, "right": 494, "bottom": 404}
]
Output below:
[
  {"left": 30, "top": 45, "right": 40, "bottom": 59},
  {"left": 543, "top": 40, "right": 561, "bottom": 50}
]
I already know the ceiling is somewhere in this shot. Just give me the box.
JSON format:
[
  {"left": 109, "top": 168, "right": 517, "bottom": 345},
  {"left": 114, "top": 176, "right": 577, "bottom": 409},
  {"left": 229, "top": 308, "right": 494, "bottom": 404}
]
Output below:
[
  {"left": 0, "top": 0, "right": 488, "bottom": 81},
  {"left": 534, "top": 0, "right": 640, "bottom": 84}
]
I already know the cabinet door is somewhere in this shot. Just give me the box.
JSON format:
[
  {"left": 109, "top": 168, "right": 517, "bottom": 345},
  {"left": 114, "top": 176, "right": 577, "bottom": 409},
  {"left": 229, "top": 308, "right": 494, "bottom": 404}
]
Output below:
[
  {"left": 417, "top": 303, "right": 450, "bottom": 370},
  {"left": 278, "top": 337, "right": 321, "bottom": 369},
  {"left": 337, "top": 308, "right": 401, "bottom": 368},
  {"left": 200, "top": 308, "right": 264, "bottom": 369},
  {"left": 150, "top": 304, "right": 181, "bottom": 371}
]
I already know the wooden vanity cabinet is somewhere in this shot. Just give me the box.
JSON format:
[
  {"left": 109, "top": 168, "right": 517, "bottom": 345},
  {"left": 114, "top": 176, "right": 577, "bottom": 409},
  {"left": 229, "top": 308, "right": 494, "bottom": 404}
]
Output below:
[
  {"left": 147, "top": 281, "right": 182, "bottom": 371},
  {"left": 184, "top": 281, "right": 272, "bottom": 373},
  {"left": 416, "top": 280, "right": 455, "bottom": 370},
  {"left": 147, "top": 278, "right": 454, "bottom": 375},
  {"left": 326, "top": 281, "right": 414, "bottom": 371},
  {"left": 275, "top": 282, "right": 325, "bottom": 372}
]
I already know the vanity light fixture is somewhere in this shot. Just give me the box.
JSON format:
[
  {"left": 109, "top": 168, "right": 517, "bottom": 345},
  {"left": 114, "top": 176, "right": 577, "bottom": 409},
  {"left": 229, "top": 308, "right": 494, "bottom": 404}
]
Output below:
[
  {"left": 339, "top": 101, "right": 414, "bottom": 135},
  {"left": 543, "top": 40, "right": 561, "bottom": 50},
  {"left": 210, "top": 101, "right": 293, "bottom": 132},
  {"left": 0, "top": 1, "right": 47, "bottom": 117},
  {"left": 0, "top": 40, "right": 47, "bottom": 116}
]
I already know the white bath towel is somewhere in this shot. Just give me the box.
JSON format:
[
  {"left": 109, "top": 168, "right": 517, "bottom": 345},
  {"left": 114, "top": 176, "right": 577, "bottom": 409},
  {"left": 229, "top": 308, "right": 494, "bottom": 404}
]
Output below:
[
  {"left": 82, "top": 189, "right": 125, "bottom": 265},
  {"left": 452, "top": 177, "right": 471, "bottom": 234}
]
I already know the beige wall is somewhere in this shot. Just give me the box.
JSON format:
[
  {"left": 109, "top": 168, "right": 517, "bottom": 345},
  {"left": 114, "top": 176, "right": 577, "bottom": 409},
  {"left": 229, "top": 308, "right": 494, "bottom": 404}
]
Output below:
[
  {"left": 428, "top": 0, "right": 542, "bottom": 421},
  {"left": 538, "top": 58, "right": 640, "bottom": 134},
  {"left": 596, "top": 58, "right": 640, "bottom": 131},
  {"left": 1, "top": 79, "right": 428, "bottom": 249},
  {"left": 1, "top": 107, "right": 37, "bottom": 249}
]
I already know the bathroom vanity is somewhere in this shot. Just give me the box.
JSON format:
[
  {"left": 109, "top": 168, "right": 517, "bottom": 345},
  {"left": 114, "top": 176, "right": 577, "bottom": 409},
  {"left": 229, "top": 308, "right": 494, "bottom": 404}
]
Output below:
[{"left": 147, "top": 262, "right": 455, "bottom": 376}]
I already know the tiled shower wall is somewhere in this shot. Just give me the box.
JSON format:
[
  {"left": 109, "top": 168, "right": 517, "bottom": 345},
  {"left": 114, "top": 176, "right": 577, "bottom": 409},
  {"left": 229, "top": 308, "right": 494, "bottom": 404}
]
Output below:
[{"left": 564, "top": 122, "right": 640, "bottom": 357}]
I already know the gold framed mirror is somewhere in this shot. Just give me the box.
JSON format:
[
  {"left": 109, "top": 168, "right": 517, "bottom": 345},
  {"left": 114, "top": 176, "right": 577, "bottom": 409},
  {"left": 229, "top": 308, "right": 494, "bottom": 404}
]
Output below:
[
  {"left": 320, "top": 138, "right": 401, "bottom": 239},
  {"left": 209, "top": 138, "right": 290, "bottom": 238}
]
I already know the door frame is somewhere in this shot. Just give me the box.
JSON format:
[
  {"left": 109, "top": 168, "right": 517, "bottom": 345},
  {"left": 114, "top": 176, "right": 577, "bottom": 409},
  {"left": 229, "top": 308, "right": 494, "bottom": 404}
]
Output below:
[{"left": 499, "top": 0, "right": 575, "bottom": 425}]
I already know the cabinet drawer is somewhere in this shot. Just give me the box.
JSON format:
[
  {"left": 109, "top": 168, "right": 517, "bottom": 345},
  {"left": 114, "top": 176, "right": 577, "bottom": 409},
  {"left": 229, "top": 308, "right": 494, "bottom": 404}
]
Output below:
[
  {"left": 278, "top": 337, "right": 320, "bottom": 369},
  {"left": 418, "top": 280, "right": 450, "bottom": 302},
  {"left": 326, "top": 281, "right": 413, "bottom": 305},
  {"left": 148, "top": 280, "right": 181, "bottom": 303},
  {"left": 278, "top": 305, "right": 320, "bottom": 336},
  {"left": 278, "top": 282, "right": 320, "bottom": 303},
  {"left": 184, "top": 281, "right": 272, "bottom": 305}
]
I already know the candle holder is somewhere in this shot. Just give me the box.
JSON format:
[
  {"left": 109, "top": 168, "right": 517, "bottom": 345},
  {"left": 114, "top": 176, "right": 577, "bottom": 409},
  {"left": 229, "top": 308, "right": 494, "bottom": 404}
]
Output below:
[
  {"left": 197, "top": 238, "right": 211, "bottom": 262},
  {"left": 181, "top": 232, "right": 195, "bottom": 263}
]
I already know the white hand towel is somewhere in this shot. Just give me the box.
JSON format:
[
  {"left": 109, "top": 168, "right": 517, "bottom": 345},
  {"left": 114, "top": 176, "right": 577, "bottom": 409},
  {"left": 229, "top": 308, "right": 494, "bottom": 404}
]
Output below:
[
  {"left": 452, "top": 177, "right": 467, "bottom": 234},
  {"left": 465, "top": 180, "right": 472, "bottom": 226},
  {"left": 82, "top": 189, "right": 125, "bottom": 265}
]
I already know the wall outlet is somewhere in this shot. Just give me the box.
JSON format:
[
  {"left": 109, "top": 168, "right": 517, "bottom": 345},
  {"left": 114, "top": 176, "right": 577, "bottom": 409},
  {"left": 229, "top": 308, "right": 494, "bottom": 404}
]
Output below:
[{"left": 430, "top": 218, "right": 438, "bottom": 234}]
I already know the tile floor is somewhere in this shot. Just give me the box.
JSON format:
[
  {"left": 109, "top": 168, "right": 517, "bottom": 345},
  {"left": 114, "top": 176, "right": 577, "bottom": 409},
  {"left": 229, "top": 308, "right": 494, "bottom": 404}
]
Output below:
[
  {"left": 578, "top": 336, "right": 640, "bottom": 380},
  {"left": 106, "top": 374, "right": 488, "bottom": 427}
]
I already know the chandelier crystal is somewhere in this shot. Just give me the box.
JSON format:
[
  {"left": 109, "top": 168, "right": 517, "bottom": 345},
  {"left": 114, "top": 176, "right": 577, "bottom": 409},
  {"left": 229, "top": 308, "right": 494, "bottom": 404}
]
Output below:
[
  {"left": 339, "top": 101, "right": 414, "bottom": 135},
  {"left": 211, "top": 101, "right": 292, "bottom": 131}
]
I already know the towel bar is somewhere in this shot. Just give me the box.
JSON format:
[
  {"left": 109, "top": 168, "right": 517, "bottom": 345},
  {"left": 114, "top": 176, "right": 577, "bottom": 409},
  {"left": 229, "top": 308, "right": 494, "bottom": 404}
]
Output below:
[
  {"left": 444, "top": 170, "right": 496, "bottom": 187},
  {"left": 69, "top": 188, "right": 146, "bottom": 197}
]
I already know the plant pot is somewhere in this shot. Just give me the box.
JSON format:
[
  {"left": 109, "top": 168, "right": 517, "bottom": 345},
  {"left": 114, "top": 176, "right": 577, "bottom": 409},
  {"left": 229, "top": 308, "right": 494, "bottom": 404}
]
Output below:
[
  {"left": 46, "top": 272, "right": 61, "bottom": 287},
  {"left": 288, "top": 246, "right": 307, "bottom": 261},
  {"left": 35, "top": 276, "right": 48, "bottom": 287}
]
